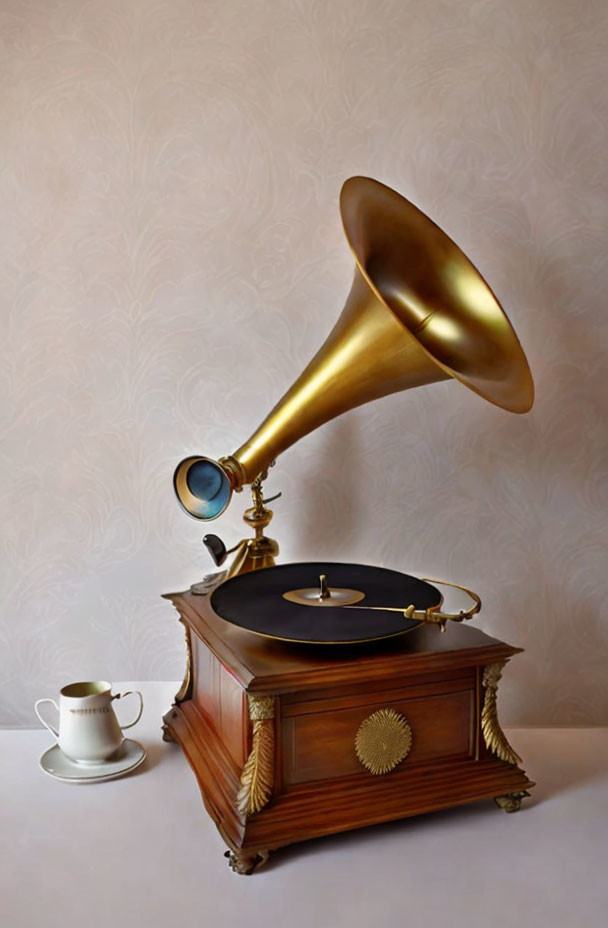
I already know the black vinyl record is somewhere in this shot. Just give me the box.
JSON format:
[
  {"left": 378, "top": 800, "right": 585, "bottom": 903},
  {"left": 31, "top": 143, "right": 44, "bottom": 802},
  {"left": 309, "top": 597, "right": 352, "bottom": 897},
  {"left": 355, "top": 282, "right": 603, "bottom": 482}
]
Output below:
[{"left": 210, "top": 562, "right": 441, "bottom": 644}]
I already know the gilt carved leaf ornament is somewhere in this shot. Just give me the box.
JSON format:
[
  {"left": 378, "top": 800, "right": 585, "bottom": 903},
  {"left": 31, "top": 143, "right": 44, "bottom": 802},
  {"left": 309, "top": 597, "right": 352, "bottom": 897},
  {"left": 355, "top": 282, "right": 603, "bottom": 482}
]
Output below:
[
  {"left": 237, "top": 696, "right": 275, "bottom": 816},
  {"left": 481, "top": 662, "right": 522, "bottom": 766}
]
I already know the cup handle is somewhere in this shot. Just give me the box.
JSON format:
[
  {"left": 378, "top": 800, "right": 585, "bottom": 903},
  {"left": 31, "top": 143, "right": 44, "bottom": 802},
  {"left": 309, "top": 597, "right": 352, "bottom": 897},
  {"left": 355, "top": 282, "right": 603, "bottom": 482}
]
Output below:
[
  {"left": 34, "top": 699, "right": 60, "bottom": 739},
  {"left": 114, "top": 690, "right": 144, "bottom": 730}
]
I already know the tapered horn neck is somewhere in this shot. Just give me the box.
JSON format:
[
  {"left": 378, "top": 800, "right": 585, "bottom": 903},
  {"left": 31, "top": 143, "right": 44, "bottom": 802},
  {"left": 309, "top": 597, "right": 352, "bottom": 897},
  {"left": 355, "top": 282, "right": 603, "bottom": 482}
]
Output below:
[{"left": 225, "top": 267, "right": 448, "bottom": 485}]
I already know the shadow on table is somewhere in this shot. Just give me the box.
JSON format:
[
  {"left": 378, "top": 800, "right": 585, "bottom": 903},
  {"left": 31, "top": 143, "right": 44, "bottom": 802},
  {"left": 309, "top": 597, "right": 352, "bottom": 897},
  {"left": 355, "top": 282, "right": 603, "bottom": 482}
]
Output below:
[
  {"left": 85, "top": 737, "right": 175, "bottom": 784},
  {"left": 505, "top": 727, "right": 608, "bottom": 802},
  {"left": 261, "top": 800, "right": 523, "bottom": 875},
  {"left": 262, "top": 729, "right": 608, "bottom": 873},
  {"left": 128, "top": 737, "right": 173, "bottom": 777}
]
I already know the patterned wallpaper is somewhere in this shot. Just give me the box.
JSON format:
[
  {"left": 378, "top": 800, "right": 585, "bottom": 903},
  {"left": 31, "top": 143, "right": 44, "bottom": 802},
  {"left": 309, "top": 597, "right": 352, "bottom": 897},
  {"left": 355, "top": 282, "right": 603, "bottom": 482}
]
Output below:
[{"left": 1, "top": 0, "right": 607, "bottom": 726}]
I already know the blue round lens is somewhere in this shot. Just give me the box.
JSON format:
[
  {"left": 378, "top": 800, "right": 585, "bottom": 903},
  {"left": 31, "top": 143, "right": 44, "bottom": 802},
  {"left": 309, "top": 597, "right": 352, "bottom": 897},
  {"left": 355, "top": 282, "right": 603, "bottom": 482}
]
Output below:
[
  {"left": 187, "top": 460, "right": 222, "bottom": 500},
  {"left": 185, "top": 459, "right": 231, "bottom": 519}
]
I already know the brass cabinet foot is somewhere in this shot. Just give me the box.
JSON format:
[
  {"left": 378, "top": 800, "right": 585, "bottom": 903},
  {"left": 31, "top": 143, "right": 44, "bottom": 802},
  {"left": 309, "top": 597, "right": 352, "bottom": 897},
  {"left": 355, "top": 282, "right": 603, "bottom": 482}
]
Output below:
[
  {"left": 161, "top": 722, "right": 176, "bottom": 743},
  {"left": 224, "top": 849, "right": 270, "bottom": 875},
  {"left": 494, "top": 790, "right": 531, "bottom": 813},
  {"left": 162, "top": 707, "right": 180, "bottom": 743}
]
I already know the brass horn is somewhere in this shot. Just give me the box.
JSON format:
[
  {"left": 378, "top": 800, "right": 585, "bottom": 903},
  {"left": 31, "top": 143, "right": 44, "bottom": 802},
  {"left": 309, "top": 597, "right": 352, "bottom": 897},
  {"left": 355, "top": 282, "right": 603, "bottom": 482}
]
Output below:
[{"left": 174, "top": 176, "right": 534, "bottom": 522}]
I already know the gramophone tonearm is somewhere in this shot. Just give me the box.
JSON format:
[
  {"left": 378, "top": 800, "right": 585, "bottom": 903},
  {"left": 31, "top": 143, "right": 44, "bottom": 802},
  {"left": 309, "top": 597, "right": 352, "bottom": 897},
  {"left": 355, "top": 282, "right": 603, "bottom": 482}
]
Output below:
[{"left": 282, "top": 573, "right": 481, "bottom": 633}]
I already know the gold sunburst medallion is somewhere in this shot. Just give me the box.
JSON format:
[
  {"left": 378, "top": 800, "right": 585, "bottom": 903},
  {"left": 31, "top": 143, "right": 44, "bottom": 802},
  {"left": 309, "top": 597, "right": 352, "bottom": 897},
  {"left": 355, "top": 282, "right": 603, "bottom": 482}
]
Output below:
[{"left": 355, "top": 708, "right": 412, "bottom": 775}]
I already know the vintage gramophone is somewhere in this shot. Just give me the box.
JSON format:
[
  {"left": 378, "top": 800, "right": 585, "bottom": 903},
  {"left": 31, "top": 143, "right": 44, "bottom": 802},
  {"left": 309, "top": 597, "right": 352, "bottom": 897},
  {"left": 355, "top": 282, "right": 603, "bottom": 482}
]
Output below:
[{"left": 163, "top": 176, "right": 535, "bottom": 874}]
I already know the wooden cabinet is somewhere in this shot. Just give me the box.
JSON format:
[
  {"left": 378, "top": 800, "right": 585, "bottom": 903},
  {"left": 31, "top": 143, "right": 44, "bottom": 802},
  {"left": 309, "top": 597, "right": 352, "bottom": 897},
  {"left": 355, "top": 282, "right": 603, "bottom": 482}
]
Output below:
[{"left": 162, "top": 590, "right": 534, "bottom": 874}]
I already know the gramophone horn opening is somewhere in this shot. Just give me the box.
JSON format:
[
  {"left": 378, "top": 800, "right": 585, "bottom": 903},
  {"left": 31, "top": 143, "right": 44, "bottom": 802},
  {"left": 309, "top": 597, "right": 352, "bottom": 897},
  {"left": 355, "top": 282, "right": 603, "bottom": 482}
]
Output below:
[
  {"left": 173, "top": 456, "right": 233, "bottom": 521},
  {"left": 340, "top": 176, "right": 534, "bottom": 414}
]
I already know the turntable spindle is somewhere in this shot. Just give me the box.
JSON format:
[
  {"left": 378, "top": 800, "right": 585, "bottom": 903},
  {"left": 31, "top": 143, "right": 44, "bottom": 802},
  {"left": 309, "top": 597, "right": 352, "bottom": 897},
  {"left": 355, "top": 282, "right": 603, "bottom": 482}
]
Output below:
[{"left": 282, "top": 572, "right": 365, "bottom": 608}]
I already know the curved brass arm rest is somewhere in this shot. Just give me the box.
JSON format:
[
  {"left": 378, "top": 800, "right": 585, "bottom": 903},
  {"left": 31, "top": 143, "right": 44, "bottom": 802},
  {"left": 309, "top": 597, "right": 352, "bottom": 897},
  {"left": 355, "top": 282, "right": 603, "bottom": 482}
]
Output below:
[
  {"left": 406, "top": 578, "right": 481, "bottom": 632},
  {"left": 345, "top": 578, "right": 481, "bottom": 632}
]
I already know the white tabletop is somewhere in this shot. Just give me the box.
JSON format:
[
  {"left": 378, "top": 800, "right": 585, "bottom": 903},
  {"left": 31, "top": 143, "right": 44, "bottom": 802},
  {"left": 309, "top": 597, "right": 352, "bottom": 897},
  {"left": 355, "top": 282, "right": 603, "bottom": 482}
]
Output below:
[{"left": 2, "top": 682, "right": 607, "bottom": 928}]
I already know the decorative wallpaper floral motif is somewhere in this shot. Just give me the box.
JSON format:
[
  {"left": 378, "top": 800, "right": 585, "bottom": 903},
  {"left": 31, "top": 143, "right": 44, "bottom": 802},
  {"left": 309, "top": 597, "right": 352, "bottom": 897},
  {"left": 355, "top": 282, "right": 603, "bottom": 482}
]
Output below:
[{"left": 1, "top": 0, "right": 607, "bottom": 725}]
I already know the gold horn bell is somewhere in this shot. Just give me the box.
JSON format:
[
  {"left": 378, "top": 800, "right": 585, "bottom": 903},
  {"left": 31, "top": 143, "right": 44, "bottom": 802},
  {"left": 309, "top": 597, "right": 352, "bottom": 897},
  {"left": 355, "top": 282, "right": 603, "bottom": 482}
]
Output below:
[{"left": 174, "top": 176, "right": 534, "bottom": 521}]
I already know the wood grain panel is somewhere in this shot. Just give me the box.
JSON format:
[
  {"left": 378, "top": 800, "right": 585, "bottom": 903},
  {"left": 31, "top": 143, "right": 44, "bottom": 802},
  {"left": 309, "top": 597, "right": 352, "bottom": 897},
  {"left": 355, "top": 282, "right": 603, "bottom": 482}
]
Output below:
[
  {"left": 219, "top": 664, "right": 247, "bottom": 767},
  {"left": 193, "top": 636, "right": 216, "bottom": 720},
  {"left": 282, "top": 689, "right": 473, "bottom": 785},
  {"left": 282, "top": 672, "right": 475, "bottom": 717},
  {"left": 192, "top": 633, "right": 246, "bottom": 766}
]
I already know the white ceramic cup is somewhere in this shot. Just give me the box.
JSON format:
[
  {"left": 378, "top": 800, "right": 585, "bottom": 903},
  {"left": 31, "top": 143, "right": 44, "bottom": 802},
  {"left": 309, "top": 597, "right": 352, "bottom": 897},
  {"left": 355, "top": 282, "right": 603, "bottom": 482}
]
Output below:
[{"left": 35, "top": 681, "right": 143, "bottom": 765}]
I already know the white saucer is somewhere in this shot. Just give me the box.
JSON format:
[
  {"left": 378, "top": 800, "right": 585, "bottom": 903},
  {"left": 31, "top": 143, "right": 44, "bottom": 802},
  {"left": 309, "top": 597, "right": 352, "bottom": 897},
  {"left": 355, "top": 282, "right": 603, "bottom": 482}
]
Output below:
[{"left": 39, "top": 739, "right": 146, "bottom": 783}]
